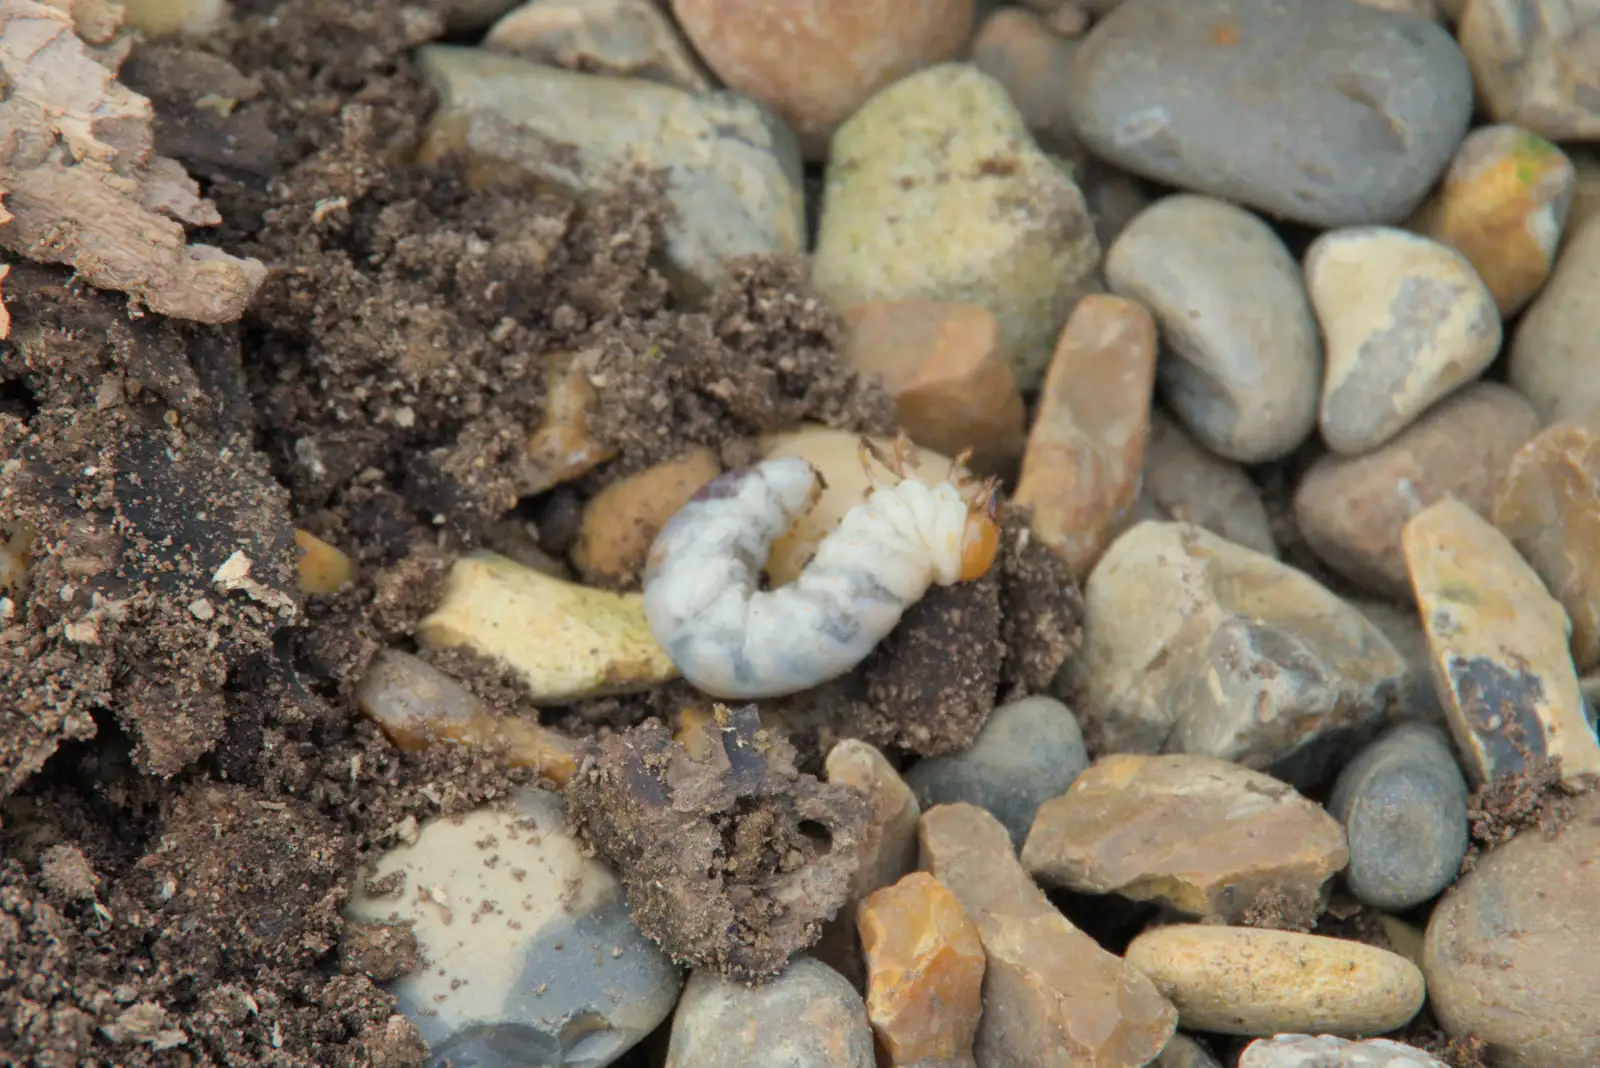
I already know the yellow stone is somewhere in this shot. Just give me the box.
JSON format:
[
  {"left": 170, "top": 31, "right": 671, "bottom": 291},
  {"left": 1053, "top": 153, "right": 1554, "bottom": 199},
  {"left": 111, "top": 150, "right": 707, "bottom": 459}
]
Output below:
[
  {"left": 1403, "top": 497, "right": 1600, "bottom": 785},
  {"left": 1014, "top": 294, "right": 1157, "bottom": 580},
  {"left": 858, "top": 871, "right": 985, "bottom": 1067},
  {"left": 519, "top": 353, "right": 618, "bottom": 495},
  {"left": 1125, "top": 925, "right": 1425, "bottom": 1036},
  {"left": 416, "top": 550, "right": 678, "bottom": 703},
  {"left": 293, "top": 528, "right": 354, "bottom": 595},
  {"left": 572, "top": 446, "right": 720, "bottom": 587}
]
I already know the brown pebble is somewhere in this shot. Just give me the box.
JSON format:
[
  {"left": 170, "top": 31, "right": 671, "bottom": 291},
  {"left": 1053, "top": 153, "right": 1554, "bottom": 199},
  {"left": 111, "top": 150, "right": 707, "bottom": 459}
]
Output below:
[
  {"left": 919, "top": 802, "right": 1177, "bottom": 1067},
  {"left": 841, "top": 300, "right": 1026, "bottom": 476},
  {"left": 1403, "top": 497, "right": 1600, "bottom": 786},
  {"left": 519, "top": 352, "right": 618, "bottom": 495},
  {"left": 1014, "top": 294, "right": 1157, "bottom": 579},
  {"left": 858, "top": 872, "right": 984, "bottom": 1067},
  {"left": 1021, "top": 753, "right": 1348, "bottom": 924},
  {"left": 1494, "top": 413, "right": 1600, "bottom": 673},
  {"left": 571, "top": 446, "right": 719, "bottom": 587},
  {"left": 293, "top": 528, "right": 354, "bottom": 594}
]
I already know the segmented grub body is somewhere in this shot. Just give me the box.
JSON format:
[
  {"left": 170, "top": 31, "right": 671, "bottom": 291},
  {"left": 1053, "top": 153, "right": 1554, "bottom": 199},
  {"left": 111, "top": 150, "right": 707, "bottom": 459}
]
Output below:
[{"left": 642, "top": 451, "right": 999, "bottom": 699}]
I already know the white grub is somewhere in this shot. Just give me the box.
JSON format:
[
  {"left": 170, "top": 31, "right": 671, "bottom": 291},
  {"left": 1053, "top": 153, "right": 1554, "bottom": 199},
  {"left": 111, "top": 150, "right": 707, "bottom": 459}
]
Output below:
[{"left": 642, "top": 438, "right": 1001, "bottom": 699}]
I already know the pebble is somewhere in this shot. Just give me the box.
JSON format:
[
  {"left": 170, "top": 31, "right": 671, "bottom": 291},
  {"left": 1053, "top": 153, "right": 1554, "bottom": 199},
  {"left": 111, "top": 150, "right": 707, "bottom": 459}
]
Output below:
[
  {"left": 415, "top": 550, "right": 679, "bottom": 703},
  {"left": 1293, "top": 382, "right": 1541, "bottom": 600},
  {"left": 1014, "top": 294, "right": 1157, "bottom": 578},
  {"left": 1570, "top": 151, "right": 1600, "bottom": 233},
  {"left": 903, "top": 695, "right": 1089, "bottom": 852},
  {"left": 1124, "top": 925, "right": 1426, "bottom": 1037},
  {"left": 1022, "top": 753, "right": 1349, "bottom": 924},
  {"left": 758, "top": 425, "right": 955, "bottom": 586},
  {"left": 1240, "top": 1035, "right": 1448, "bottom": 1068},
  {"left": 1458, "top": 0, "right": 1600, "bottom": 141},
  {"left": 521, "top": 352, "right": 618, "bottom": 496},
  {"left": 570, "top": 446, "right": 720, "bottom": 588},
  {"left": 857, "top": 872, "right": 985, "bottom": 1067},
  {"left": 345, "top": 787, "right": 682, "bottom": 1068},
  {"left": 1424, "top": 791, "right": 1600, "bottom": 1068},
  {"left": 1403, "top": 497, "right": 1600, "bottom": 785},
  {"left": 1158, "top": 1034, "right": 1224, "bottom": 1068},
  {"left": 1069, "top": 521, "right": 1407, "bottom": 786},
  {"left": 1415, "top": 125, "right": 1575, "bottom": 316},
  {"left": 671, "top": 0, "right": 974, "bottom": 161},
  {"left": 1327, "top": 722, "right": 1468, "bottom": 911},
  {"left": 1509, "top": 215, "right": 1600, "bottom": 425},
  {"left": 1494, "top": 413, "right": 1600, "bottom": 672},
  {"left": 414, "top": 46, "right": 804, "bottom": 296},
  {"left": 840, "top": 300, "right": 1027, "bottom": 476},
  {"left": 811, "top": 62, "right": 1102, "bottom": 391},
  {"left": 1132, "top": 411, "right": 1277, "bottom": 557},
  {"left": 293, "top": 528, "right": 353, "bottom": 595},
  {"left": 356, "top": 648, "right": 579, "bottom": 785},
  {"left": 1104, "top": 194, "right": 1319, "bottom": 463},
  {"left": 1352, "top": 599, "right": 1439, "bottom": 722},
  {"left": 484, "top": 0, "right": 713, "bottom": 91},
  {"left": 1357, "top": 0, "right": 1441, "bottom": 18},
  {"left": 813, "top": 739, "right": 921, "bottom": 989},
  {"left": 1304, "top": 226, "right": 1502, "bottom": 457},
  {"left": 969, "top": 7, "right": 1084, "bottom": 160},
  {"left": 663, "top": 956, "right": 875, "bottom": 1068},
  {"left": 117, "top": 0, "right": 229, "bottom": 37},
  {"left": 1065, "top": 0, "right": 1473, "bottom": 228},
  {"left": 919, "top": 803, "right": 1178, "bottom": 1066}
]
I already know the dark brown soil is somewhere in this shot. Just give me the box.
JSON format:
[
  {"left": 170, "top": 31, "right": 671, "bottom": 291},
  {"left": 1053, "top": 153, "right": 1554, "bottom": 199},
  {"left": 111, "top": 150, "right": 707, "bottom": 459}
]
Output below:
[{"left": 1459, "top": 755, "right": 1592, "bottom": 873}]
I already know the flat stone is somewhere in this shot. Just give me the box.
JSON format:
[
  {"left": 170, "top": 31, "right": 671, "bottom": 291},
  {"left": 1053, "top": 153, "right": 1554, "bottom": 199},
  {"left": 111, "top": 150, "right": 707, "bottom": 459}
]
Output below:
[
  {"left": 415, "top": 46, "right": 803, "bottom": 296},
  {"left": 1327, "top": 722, "right": 1469, "bottom": 911},
  {"left": 1240, "top": 1035, "right": 1448, "bottom": 1068},
  {"left": 1133, "top": 411, "right": 1277, "bottom": 557},
  {"left": 416, "top": 551, "right": 678, "bottom": 703},
  {"left": 841, "top": 300, "right": 1027, "bottom": 476},
  {"left": 919, "top": 803, "right": 1178, "bottom": 1067},
  {"left": 1065, "top": 0, "right": 1472, "bottom": 227},
  {"left": 1416, "top": 124, "right": 1575, "bottom": 316},
  {"left": 1458, "top": 1, "right": 1600, "bottom": 141},
  {"left": 1294, "top": 383, "right": 1541, "bottom": 600},
  {"left": 1424, "top": 791, "right": 1600, "bottom": 1068},
  {"left": 357, "top": 648, "right": 579, "bottom": 786},
  {"left": 858, "top": 872, "right": 985, "bottom": 1067},
  {"left": 293, "top": 528, "right": 353, "bottom": 595},
  {"left": 1105, "top": 194, "right": 1319, "bottom": 463},
  {"left": 571, "top": 446, "right": 720, "bottom": 588},
  {"left": 1125, "top": 925, "right": 1426, "bottom": 1037},
  {"left": 672, "top": 0, "right": 974, "bottom": 160},
  {"left": 813, "top": 739, "right": 922, "bottom": 989},
  {"left": 663, "top": 956, "right": 875, "bottom": 1068},
  {"left": 1021, "top": 753, "right": 1348, "bottom": 924},
  {"left": 1509, "top": 215, "right": 1600, "bottom": 424},
  {"left": 345, "top": 788, "right": 682, "bottom": 1068},
  {"left": 1069, "top": 521, "right": 1407, "bottom": 787},
  {"left": 1305, "top": 226, "right": 1502, "bottom": 456},
  {"left": 1495, "top": 414, "right": 1600, "bottom": 672},
  {"left": 903, "top": 695, "right": 1089, "bottom": 852},
  {"left": 484, "top": 0, "right": 714, "bottom": 91},
  {"left": 1402, "top": 497, "right": 1600, "bottom": 785},
  {"left": 1014, "top": 294, "right": 1157, "bottom": 578},
  {"left": 811, "top": 62, "right": 1101, "bottom": 390},
  {"left": 969, "top": 7, "right": 1084, "bottom": 159}
]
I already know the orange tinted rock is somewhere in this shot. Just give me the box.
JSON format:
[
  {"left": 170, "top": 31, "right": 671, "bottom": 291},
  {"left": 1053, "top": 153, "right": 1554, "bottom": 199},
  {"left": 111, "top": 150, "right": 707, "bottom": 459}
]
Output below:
[
  {"left": 842, "top": 300, "right": 1026, "bottom": 476},
  {"left": 671, "top": 0, "right": 975, "bottom": 160},
  {"left": 858, "top": 872, "right": 984, "bottom": 1067},
  {"left": 1021, "top": 753, "right": 1348, "bottom": 924},
  {"left": 1014, "top": 294, "right": 1157, "bottom": 579},
  {"left": 519, "top": 353, "right": 617, "bottom": 495},
  {"left": 1494, "top": 415, "right": 1600, "bottom": 672},
  {"left": 572, "top": 446, "right": 719, "bottom": 587},
  {"left": 293, "top": 528, "right": 354, "bottom": 595},
  {"left": 919, "top": 802, "right": 1177, "bottom": 1067}
]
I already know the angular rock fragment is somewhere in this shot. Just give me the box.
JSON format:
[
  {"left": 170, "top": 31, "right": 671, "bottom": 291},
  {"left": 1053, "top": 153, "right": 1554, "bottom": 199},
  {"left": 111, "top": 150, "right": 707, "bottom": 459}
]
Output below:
[
  {"left": 1022, "top": 753, "right": 1348, "bottom": 925},
  {"left": 565, "top": 706, "right": 871, "bottom": 982},
  {"left": 859, "top": 872, "right": 984, "bottom": 1068},
  {"left": 919, "top": 802, "right": 1177, "bottom": 1067},
  {"left": 1403, "top": 497, "right": 1600, "bottom": 786}
]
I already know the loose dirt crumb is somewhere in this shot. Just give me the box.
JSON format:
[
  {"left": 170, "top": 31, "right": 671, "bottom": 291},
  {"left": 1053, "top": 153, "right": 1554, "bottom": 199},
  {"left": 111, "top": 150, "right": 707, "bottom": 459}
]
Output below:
[
  {"left": 996, "top": 506, "right": 1084, "bottom": 696},
  {"left": 565, "top": 706, "right": 870, "bottom": 983},
  {"left": 341, "top": 922, "right": 421, "bottom": 983},
  {"left": 1460, "top": 756, "right": 1590, "bottom": 873},
  {"left": 1237, "top": 885, "right": 1318, "bottom": 933}
]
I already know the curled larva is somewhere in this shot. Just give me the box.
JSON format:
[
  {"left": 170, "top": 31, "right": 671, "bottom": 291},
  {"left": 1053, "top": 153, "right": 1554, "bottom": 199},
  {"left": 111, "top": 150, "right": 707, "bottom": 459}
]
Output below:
[{"left": 642, "top": 436, "right": 1002, "bottom": 699}]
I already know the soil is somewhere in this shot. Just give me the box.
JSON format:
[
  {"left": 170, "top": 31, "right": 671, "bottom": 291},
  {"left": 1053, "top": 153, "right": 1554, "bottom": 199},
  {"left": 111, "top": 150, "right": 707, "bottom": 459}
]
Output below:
[{"left": 1459, "top": 754, "right": 1593, "bottom": 874}]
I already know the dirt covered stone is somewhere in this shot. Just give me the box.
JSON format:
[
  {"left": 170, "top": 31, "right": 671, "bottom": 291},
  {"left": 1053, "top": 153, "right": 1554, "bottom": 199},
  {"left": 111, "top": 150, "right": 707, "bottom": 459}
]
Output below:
[{"left": 565, "top": 705, "right": 871, "bottom": 983}]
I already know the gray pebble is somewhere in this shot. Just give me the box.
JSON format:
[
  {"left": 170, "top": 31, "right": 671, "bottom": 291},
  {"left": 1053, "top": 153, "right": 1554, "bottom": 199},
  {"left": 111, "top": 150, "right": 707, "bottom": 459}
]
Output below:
[
  {"left": 664, "top": 956, "right": 874, "bottom": 1068},
  {"left": 1106, "top": 194, "right": 1320, "bottom": 462},
  {"left": 1328, "top": 722, "right": 1468, "bottom": 910},
  {"left": 904, "top": 695, "right": 1089, "bottom": 851},
  {"left": 1240, "top": 1034, "right": 1448, "bottom": 1068},
  {"left": 1066, "top": 0, "right": 1473, "bottom": 227}
]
